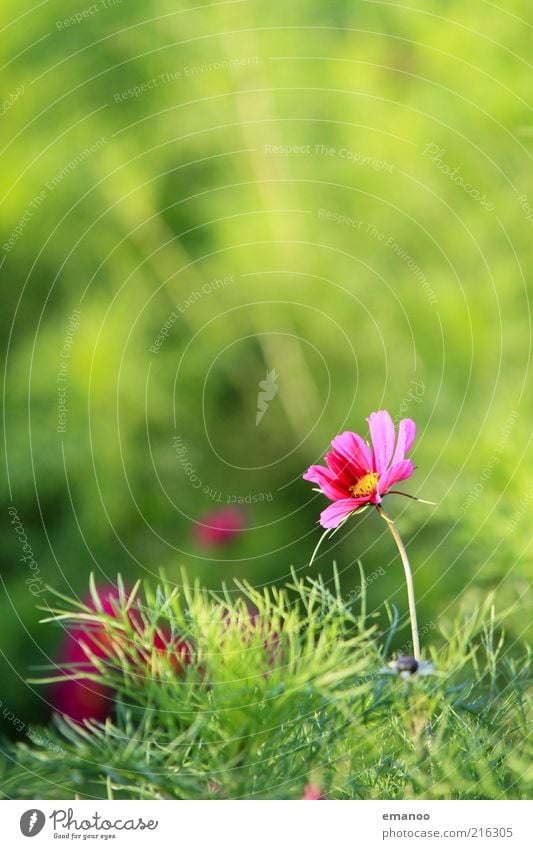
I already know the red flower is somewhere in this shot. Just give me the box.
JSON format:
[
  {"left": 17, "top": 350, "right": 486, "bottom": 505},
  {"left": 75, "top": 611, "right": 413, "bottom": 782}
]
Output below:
[
  {"left": 194, "top": 506, "right": 246, "bottom": 547},
  {"left": 303, "top": 410, "right": 416, "bottom": 528},
  {"left": 151, "top": 627, "right": 192, "bottom": 676},
  {"left": 50, "top": 586, "right": 121, "bottom": 723},
  {"left": 51, "top": 586, "right": 192, "bottom": 722},
  {"left": 301, "top": 783, "right": 325, "bottom": 800}
]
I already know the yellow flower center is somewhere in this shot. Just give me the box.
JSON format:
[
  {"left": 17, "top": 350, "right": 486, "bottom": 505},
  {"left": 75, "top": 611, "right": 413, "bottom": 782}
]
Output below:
[{"left": 350, "top": 472, "right": 379, "bottom": 498}]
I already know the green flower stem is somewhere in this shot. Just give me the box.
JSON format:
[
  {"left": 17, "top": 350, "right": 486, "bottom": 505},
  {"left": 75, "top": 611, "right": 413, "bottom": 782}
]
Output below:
[{"left": 376, "top": 504, "right": 421, "bottom": 661}]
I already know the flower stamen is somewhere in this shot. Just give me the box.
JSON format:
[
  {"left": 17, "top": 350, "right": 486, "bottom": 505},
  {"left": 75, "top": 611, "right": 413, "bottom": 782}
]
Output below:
[{"left": 350, "top": 472, "right": 379, "bottom": 497}]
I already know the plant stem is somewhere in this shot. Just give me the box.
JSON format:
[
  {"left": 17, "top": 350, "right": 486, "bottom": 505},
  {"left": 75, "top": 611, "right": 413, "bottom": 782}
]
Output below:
[{"left": 376, "top": 504, "right": 421, "bottom": 660}]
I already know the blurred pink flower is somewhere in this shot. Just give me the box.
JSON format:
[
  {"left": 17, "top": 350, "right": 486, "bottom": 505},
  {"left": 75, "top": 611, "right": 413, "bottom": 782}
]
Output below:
[
  {"left": 301, "top": 783, "right": 325, "bottom": 800},
  {"left": 151, "top": 627, "right": 192, "bottom": 676},
  {"left": 194, "top": 506, "right": 246, "bottom": 547},
  {"left": 303, "top": 410, "right": 416, "bottom": 528},
  {"left": 50, "top": 586, "right": 120, "bottom": 723},
  {"left": 51, "top": 586, "right": 193, "bottom": 722}
]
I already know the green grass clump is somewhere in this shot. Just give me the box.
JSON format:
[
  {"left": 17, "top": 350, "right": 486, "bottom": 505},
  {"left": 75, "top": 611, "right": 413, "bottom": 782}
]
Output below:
[{"left": 1, "top": 572, "right": 531, "bottom": 800}]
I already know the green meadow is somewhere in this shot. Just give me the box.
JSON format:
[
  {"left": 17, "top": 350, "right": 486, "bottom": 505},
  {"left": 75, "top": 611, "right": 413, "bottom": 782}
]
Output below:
[{"left": 1, "top": 0, "right": 531, "bottom": 785}]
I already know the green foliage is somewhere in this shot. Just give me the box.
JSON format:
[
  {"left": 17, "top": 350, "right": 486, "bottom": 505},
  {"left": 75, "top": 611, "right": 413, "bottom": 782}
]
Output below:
[
  {"left": 1, "top": 574, "right": 531, "bottom": 800},
  {"left": 1, "top": 0, "right": 531, "bottom": 735}
]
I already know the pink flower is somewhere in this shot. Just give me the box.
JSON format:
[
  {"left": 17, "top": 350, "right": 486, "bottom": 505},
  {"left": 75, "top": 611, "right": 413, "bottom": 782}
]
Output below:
[
  {"left": 303, "top": 410, "right": 416, "bottom": 529},
  {"left": 301, "top": 783, "right": 325, "bottom": 800},
  {"left": 194, "top": 506, "right": 246, "bottom": 547},
  {"left": 50, "top": 586, "right": 121, "bottom": 723},
  {"left": 150, "top": 627, "right": 192, "bottom": 676},
  {"left": 51, "top": 586, "right": 193, "bottom": 722}
]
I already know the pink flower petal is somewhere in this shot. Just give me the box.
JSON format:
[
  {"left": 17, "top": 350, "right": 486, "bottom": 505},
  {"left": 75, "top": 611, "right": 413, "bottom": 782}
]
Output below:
[
  {"left": 324, "top": 451, "right": 354, "bottom": 487},
  {"left": 319, "top": 497, "right": 369, "bottom": 529},
  {"left": 391, "top": 418, "right": 416, "bottom": 465},
  {"left": 331, "top": 432, "right": 372, "bottom": 477},
  {"left": 378, "top": 460, "right": 415, "bottom": 495},
  {"left": 50, "top": 586, "right": 122, "bottom": 723},
  {"left": 303, "top": 464, "right": 349, "bottom": 501},
  {"left": 367, "top": 410, "right": 396, "bottom": 473}
]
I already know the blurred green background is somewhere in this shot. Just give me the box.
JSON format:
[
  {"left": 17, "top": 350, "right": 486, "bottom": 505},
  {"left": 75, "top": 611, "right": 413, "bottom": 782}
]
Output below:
[{"left": 1, "top": 0, "right": 531, "bottom": 732}]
